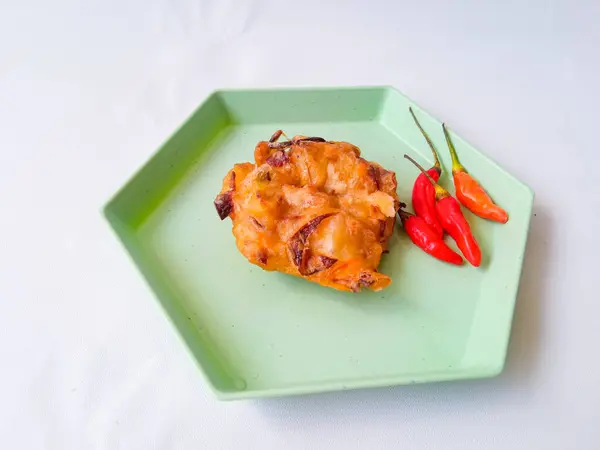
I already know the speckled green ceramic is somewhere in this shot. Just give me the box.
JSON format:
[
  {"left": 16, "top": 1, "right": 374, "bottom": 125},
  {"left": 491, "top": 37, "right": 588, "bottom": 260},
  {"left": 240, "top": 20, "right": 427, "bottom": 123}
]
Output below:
[{"left": 103, "top": 86, "right": 534, "bottom": 400}]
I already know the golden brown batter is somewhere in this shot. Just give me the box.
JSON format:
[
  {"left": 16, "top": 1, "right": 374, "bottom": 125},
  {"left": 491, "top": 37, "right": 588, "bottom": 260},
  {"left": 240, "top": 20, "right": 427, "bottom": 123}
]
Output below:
[{"left": 214, "top": 131, "right": 400, "bottom": 292}]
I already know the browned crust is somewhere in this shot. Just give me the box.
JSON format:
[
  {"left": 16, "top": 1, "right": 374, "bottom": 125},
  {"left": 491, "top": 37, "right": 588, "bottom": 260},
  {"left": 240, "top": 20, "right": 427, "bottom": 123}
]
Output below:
[
  {"left": 214, "top": 192, "right": 233, "bottom": 220},
  {"left": 266, "top": 150, "right": 290, "bottom": 167},
  {"left": 288, "top": 213, "right": 336, "bottom": 272}
]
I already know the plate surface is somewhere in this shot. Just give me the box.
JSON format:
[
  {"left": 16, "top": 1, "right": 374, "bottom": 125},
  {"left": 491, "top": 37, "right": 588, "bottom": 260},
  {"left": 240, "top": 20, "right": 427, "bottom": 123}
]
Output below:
[{"left": 104, "top": 86, "right": 533, "bottom": 400}]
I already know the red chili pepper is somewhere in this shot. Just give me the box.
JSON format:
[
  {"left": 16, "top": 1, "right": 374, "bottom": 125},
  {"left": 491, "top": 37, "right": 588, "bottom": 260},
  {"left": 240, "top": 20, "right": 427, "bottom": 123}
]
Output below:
[
  {"left": 398, "top": 209, "right": 463, "bottom": 265},
  {"left": 408, "top": 107, "right": 444, "bottom": 239},
  {"left": 442, "top": 124, "right": 508, "bottom": 223},
  {"left": 404, "top": 154, "right": 482, "bottom": 267}
]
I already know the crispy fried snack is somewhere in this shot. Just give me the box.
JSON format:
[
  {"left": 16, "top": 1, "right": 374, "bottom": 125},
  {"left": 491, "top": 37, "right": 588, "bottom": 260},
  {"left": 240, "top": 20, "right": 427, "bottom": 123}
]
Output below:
[{"left": 214, "top": 131, "right": 400, "bottom": 292}]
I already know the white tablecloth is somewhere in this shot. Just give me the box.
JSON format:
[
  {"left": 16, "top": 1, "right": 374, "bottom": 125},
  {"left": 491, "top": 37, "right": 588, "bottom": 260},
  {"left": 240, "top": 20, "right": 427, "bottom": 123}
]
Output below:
[{"left": 1, "top": 1, "right": 598, "bottom": 448}]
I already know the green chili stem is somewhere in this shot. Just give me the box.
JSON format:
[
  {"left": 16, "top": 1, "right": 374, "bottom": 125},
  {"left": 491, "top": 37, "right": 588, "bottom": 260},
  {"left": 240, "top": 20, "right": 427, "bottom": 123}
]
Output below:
[
  {"left": 409, "top": 107, "right": 441, "bottom": 171},
  {"left": 403, "top": 154, "right": 450, "bottom": 200},
  {"left": 442, "top": 123, "right": 466, "bottom": 173}
]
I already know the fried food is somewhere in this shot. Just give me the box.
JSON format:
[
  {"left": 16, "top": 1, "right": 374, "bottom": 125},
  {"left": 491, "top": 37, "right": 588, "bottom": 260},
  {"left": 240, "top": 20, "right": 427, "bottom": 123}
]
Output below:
[{"left": 214, "top": 131, "right": 400, "bottom": 292}]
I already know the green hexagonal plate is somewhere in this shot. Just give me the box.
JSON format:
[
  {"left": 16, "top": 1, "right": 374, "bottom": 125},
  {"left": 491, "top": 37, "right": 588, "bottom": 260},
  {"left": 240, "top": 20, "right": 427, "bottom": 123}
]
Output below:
[{"left": 103, "top": 86, "right": 534, "bottom": 400}]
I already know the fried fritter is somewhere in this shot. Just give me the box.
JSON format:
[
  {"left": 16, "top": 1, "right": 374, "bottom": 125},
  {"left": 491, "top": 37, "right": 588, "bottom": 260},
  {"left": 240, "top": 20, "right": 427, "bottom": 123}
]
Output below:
[{"left": 214, "top": 132, "right": 400, "bottom": 292}]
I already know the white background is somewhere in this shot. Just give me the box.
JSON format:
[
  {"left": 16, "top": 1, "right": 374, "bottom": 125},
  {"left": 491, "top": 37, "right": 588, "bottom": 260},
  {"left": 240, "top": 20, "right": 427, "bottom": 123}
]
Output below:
[{"left": 1, "top": 0, "right": 599, "bottom": 449}]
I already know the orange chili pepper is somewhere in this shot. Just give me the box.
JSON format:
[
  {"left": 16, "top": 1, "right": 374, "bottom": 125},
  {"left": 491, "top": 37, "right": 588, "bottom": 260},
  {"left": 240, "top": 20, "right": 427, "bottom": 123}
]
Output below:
[{"left": 442, "top": 124, "right": 509, "bottom": 224}]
